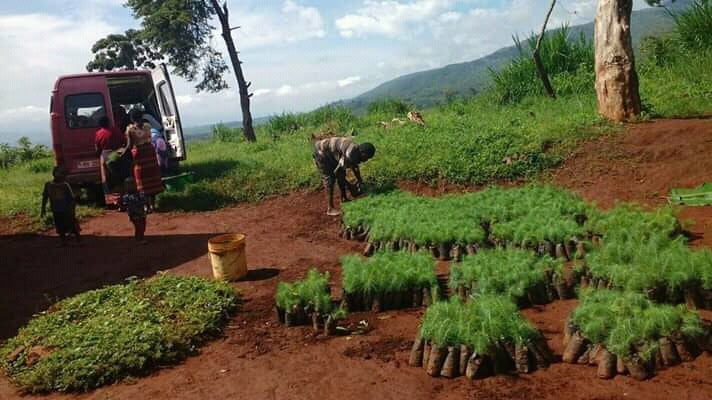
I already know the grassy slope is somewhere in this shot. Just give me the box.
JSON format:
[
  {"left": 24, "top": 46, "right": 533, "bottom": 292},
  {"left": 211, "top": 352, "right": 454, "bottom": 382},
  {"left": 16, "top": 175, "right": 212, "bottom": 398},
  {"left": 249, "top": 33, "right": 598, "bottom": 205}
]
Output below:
[
  {"left": 158, "top": 92, "right": 605, "bottom": 212},
  {"left": 2, "top": 49, "right": 711, "bottom": 227},
  {"left": 163, "top": 48, "right": 712, "bottom": 212}
]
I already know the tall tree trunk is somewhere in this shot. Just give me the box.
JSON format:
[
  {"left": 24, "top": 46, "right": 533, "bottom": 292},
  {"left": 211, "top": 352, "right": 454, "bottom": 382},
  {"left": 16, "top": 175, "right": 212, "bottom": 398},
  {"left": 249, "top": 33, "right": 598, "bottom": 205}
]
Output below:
[
  {"left": 594, "top": 0, "right": 641, "bottom": 122},
  {"left": 533, "top": 0, "right": 557, "bottom": 99},
  {"left": 211, "top": 0, "right": 256, "bottom": 142}
]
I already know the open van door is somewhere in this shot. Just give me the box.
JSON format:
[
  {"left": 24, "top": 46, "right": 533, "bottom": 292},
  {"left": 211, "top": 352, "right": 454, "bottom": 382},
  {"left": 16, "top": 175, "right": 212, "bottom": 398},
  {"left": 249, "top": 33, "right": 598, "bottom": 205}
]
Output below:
[{"left": 152, "top": 63, "right": 186, "bottom": 161}]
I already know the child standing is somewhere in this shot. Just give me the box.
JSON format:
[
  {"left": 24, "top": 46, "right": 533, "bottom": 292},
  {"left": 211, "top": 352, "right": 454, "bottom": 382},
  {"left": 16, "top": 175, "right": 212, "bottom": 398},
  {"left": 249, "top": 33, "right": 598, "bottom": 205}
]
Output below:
[
  {"left": 121, "top": 178, "right": 149, "bottom": 244},
  {"left": 41, "top": 167, "right": 80, "bottom": 246}
]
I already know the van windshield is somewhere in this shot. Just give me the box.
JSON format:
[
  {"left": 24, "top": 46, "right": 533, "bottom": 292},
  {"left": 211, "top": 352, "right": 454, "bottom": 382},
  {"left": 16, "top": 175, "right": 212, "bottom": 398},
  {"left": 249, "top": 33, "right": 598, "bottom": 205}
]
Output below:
[{"left": 107, "top": 75, "right": 161, "bottom": 132}]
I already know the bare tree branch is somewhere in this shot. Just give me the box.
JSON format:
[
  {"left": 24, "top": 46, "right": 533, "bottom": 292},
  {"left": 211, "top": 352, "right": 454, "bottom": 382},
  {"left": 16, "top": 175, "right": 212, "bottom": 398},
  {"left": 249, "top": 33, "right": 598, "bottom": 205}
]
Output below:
[{"left": 533, "top": 0, "right": 557, "bottom": 99}]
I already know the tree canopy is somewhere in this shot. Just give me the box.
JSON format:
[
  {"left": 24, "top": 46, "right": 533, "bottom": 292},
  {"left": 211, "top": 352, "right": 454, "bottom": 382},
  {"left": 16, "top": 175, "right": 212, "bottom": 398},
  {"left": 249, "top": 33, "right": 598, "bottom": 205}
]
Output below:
[
  {"left": 88, "top": 1, "right": 229, "bottom": 93},
  {"left": 86, "top": 29, "right": 161, "bottom": 72}
]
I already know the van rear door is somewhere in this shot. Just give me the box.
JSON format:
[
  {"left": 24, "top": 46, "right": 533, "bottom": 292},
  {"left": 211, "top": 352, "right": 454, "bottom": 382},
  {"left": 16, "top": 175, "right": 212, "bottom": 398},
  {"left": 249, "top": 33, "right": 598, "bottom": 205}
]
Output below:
[
  {"left": 152, "top": 64, "right": 186, "bottom": 161},
  {"left": 54, "top": 75, "right": 110, "bottom": 184}
]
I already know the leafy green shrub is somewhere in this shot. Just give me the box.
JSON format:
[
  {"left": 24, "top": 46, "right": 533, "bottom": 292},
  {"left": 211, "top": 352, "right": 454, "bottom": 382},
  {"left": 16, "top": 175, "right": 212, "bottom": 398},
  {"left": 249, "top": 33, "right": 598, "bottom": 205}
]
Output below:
[
  {"left": 265, "top": 112, "right": 304, "bottom": 137},
  {"left": 366, "top": 98, "right": 411, "bottom": 118},
  {"left": 640, "top": 35, "right": 682, "bottom": 67},
  {"left": 275, "top": 269, "right": 333, "bottom": 314},
  {"left": 571, "top": 289, "right": 705, "bottom": 362},
  {"left": 420, "top": 296, "right": 542, "bottom": 351},
  {"left": 303, "top": 105, "right": 359, "bottom": 132},
  {"left": 0, "top": 275, "right": 239, "bottom": 393},
  {"left": 672, "top": 0, "right": 712, "bottom": 51},
  {"left": 212, "top": 123, "right": 244, "bottom": 142},
  {"left": 0, "top": 138, "right": 52, "bottom": 169},
  {"left": 341, "top": 251, "right": 437, "bottom": 297},
  {"left": 449, "top": 249, "right": 562, "bottom": 303},
  {"left": 491, "top": 25, "right": 594, "bottom": 104},
  {"left": 28, "top": 158, "right": 54, "bottom": 174}
]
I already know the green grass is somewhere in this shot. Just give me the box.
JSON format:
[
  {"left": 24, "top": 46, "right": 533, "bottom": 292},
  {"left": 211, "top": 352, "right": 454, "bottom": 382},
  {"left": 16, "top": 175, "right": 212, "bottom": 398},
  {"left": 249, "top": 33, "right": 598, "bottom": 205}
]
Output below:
[
  {"left": 341, "top": 251, "right": 437, "bottom": 296},
  {"left": 274, "top": 269, "right": 333, "bottom": 314},
  {"left": 449, "top": 249, "right": 562, "bottom": 302},
  {"left": 342, "top": 185, "right": 590, "bottom": 246},
  {"left": 0, "top": 275, "right": 239, "bottom": 393},
  {"left": 0, "top": 159, "right": 100, "bottom": 231},
  {"left": 157, "top": 91, "right": 608, "bottom": 213},
  {"left": 420, "top": 296, "right": 542, "bottom": 352},
  {"left": 639, "top": 48, "right": 712, "bottom": 117},
  {"left": 491, "top": 25, "right": 594, "bottom": 104},
  {"left": 571, "top": 289, "right": 705, "bottom": 362}
]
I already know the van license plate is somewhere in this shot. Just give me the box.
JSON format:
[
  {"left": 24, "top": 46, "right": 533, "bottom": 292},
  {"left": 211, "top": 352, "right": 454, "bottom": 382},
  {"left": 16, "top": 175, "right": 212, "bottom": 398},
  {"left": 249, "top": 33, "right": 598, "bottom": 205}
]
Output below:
[{"left": 77, "top": 160, "right": 98, "bottom": 169}]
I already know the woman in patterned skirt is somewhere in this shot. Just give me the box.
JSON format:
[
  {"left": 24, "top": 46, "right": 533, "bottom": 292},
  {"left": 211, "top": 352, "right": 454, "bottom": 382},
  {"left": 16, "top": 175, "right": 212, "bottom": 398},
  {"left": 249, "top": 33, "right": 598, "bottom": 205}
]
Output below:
[{"left": 126, "top": 109, "right": 164, "bottom": 211}]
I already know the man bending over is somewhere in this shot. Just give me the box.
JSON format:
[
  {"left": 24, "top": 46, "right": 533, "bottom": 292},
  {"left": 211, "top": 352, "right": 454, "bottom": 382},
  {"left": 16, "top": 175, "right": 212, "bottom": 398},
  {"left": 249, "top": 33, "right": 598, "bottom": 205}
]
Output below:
[{"left": 313, "top": 136, "right": 375, "bottom": 216}]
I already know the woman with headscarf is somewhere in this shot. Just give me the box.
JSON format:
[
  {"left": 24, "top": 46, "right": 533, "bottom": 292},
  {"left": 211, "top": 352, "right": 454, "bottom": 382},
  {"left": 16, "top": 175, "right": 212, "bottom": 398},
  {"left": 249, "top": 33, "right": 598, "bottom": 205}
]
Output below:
[{"left": 126, "top": 109, "right": 164, "bottom": 211}]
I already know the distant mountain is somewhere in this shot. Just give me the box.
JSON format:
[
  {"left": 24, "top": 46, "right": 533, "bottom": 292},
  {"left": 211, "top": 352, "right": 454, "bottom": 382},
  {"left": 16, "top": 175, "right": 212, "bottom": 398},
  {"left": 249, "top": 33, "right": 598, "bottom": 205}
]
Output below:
[{"left": 344, "top": 2, "right": 689, "bottom": 111}]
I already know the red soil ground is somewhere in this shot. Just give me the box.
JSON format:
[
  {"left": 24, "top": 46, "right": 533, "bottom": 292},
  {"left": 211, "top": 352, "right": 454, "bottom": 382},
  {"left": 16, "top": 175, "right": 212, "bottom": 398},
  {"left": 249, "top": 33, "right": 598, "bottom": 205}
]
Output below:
[{"left": 2, "top": 118, "right": 712, "bottom": 400}]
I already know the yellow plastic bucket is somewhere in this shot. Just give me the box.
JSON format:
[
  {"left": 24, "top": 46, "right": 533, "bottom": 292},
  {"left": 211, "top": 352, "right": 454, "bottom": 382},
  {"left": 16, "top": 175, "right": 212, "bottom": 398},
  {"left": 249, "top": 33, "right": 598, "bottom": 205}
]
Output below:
[{"left": 208, "top": 233, "right": 248, "bottom": 281}]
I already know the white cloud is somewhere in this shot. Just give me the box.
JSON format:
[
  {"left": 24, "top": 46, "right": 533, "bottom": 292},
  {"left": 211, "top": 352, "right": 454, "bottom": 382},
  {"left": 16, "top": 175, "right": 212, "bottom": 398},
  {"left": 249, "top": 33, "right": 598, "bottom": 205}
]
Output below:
[
  {"left": 335, "top": 0, "right": 455, "bottom": 38},
  {"left": 234, "top": 1, "right": 326, "bottom": 49},
  {"left": 175, "top": 95, "right": 194, "bottom": 105},
  {"left": 252, "top": 88, "right": 272, "bottom": 97},
  {"left": 438, "top": 11, "right": 461, "bottom": 22},
  {"left": 337, "top": 76, "right": 362, "bottom": 87},
  {"left": 0, "top": 105, "right": 46, "bottom": 127},
  {"left": 0, "top": 13, "right": 117, "bottom": 140},
  {"left": 276, "top": 85, "right": 294, "bottom": 96}
]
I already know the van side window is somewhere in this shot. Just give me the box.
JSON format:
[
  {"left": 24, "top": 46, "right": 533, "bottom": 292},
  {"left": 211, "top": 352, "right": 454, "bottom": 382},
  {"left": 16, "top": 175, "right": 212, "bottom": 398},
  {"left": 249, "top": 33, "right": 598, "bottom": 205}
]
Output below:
[
  {"left": 64, "top": 93, "right": 106, "bottom": 129},
  {"left": 157, "top": 82, "right": 175, "bottom": 117}
]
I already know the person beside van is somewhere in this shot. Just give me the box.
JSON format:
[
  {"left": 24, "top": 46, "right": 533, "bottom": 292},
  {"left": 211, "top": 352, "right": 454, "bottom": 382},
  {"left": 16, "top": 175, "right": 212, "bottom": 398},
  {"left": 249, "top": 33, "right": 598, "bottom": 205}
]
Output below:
[
  {"left": 41, "top": 167, "right": 81, "bottom": 246},
  {"left": 151, "top": 128, "right": 169, "bottom": 176},
  {"left": 142, "top": 112, "right": 163, "bottom": 132},
  {"left": 113, "top": 105, "right": 129, "bottom": 134},
  {"left": 126, "top": 109, "right": 164, "bottom": 211},
  {"left": 121, "top": 178, "right": 149, "bottom": 245},
  {"left": 95, "top": 116, "right": 127, "bottom": 196}
]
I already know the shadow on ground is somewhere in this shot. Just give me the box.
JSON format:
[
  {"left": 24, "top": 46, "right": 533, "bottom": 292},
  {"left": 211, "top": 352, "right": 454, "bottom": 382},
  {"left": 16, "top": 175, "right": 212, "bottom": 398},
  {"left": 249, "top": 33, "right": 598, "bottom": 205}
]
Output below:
[{"left": 0, "top": 232, "right": 218, "bottom": 339}]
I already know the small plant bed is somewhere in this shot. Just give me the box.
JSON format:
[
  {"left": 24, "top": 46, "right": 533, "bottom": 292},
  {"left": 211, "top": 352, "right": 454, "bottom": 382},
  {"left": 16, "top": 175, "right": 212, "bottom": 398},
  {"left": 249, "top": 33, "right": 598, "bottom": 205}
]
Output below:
[
  {"left": 0, "top": 275, "right": 239, "bottom": 393},
  {"left": 340, "top": 251, "right": 438, "bottom": 312},
  {"left": 449, "top": 249, "right": 572, "bottom": 305},
  {"left": 275, "top": 269, "right": 345, "bottom": 335},
  {"left": 408, "top": 296, "right": 554, "bottom": 379},
  {"left": 341, "top": 185, "right": 590, "bottom": 261},
  {"left": 581, "top": 205, "right": 712, "bottom": 308},
  {"left": 563, "top": 289, "right": 712, "bottom": 381}
]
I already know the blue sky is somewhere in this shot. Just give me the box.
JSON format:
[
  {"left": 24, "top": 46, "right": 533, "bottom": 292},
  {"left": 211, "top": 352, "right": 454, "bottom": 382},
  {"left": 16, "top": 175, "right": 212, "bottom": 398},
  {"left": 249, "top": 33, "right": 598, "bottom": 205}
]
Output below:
[{"left": 0, "top": 0, "right": 652, "bottom": 143}]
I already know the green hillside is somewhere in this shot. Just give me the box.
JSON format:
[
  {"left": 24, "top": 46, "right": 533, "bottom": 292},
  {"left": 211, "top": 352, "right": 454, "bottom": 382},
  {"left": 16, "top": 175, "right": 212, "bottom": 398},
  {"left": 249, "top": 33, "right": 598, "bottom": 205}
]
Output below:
[{"left": 344, "top": 2, "right": 688, "bottom": 110}]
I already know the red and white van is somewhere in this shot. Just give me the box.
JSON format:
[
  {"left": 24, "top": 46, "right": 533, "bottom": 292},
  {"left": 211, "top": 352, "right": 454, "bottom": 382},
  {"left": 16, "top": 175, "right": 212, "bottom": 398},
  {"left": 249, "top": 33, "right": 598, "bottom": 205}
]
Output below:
[{"left": 50, "top": 64, "right": 186, "bottom": 197}]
